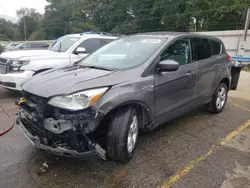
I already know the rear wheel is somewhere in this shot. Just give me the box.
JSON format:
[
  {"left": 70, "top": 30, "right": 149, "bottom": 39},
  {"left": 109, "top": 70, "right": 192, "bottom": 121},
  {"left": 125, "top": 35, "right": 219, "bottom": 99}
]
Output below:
[
  {"left": 106, "top": 107, "right": 139, "bottom": 162},
  {"left": 205, "top": 83, "right": 228, "bottom": 114}
]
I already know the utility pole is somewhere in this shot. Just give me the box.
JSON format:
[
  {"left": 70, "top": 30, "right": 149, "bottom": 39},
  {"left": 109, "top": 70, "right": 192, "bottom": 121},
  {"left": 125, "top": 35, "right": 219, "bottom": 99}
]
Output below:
[
  {"left": 23, "top": 16, "right": 26, "bottom": 41},
  {"left": 243, "top": 8, "right": 250, "bottom": 42},
  {"left": 237, "top": 8, "right": 250, "bottom": 56}
]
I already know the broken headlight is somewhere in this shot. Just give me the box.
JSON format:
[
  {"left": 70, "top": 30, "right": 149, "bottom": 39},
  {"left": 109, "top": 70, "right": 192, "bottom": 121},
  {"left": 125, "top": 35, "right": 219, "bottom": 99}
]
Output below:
[{"left": 48, "top": 87, "right": 109, "bottom": 111}]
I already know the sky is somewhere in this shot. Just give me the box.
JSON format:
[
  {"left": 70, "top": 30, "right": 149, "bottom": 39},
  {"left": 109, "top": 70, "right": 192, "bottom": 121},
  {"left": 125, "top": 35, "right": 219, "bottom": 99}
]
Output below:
[{"left": 0, "top": 0, "right": 48, "bottom": 22}]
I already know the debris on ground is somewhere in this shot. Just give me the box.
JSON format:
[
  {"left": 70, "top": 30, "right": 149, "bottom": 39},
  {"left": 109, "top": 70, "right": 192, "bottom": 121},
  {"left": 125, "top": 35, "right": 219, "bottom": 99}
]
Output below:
[{"left": 37, "top": 161, "right": 49, "bottom": 175}]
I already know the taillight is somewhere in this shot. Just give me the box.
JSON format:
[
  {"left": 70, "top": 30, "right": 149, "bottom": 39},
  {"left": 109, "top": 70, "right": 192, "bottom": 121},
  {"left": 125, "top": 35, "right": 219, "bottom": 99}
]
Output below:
[{"left": 226, "top": 55, "right": 231, "bottom": 61}]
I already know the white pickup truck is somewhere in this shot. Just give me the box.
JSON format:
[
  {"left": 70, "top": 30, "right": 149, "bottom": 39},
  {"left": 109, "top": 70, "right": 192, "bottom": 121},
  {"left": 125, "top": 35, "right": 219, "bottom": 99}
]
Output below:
[{"left": 0, "top": 33, "right": 117, "bottom": 91}]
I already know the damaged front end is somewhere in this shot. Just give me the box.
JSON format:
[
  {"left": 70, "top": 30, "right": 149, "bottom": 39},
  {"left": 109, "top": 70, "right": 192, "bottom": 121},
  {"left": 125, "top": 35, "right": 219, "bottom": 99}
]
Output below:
[{"left": 16, "top": 91, "right": 107, "bottom": 160}]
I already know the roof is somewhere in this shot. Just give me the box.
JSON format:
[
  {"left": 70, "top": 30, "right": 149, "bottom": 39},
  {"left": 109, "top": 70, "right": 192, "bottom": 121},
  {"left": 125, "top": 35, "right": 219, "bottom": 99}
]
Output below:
[
  {"left": 66, "top": 33, "right": 117, "bottom": 39},
  {"left": 138, "top": 32, "right": 191, "bottom": 37},
  {"left": 134, "top": 31, "right": 221, "bottom": 41}
]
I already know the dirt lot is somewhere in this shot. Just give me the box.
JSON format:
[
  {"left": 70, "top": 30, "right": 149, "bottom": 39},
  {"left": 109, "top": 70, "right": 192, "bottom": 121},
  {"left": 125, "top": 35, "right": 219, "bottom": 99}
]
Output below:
[{"left": 1, "top": 71, "right": 250, "bottom": 188}]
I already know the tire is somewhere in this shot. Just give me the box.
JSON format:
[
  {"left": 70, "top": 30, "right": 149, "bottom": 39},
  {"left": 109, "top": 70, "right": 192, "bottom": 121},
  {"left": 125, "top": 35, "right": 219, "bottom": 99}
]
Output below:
[
  {"left": 205, "top": 83, "right": 228, "bottom": 114},
  {"left": 106, "top": 107, "right": 139, "bottom": 162}
]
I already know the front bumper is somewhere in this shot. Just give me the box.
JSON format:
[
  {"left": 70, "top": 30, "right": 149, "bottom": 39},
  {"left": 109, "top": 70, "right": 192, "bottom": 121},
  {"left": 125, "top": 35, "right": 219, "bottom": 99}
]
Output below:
[
  {"left": 0, "top": 70, "right": 34, "bottom": 91},
  {"left": 16, "top": 117, "right": 106, "bottom": 160}
]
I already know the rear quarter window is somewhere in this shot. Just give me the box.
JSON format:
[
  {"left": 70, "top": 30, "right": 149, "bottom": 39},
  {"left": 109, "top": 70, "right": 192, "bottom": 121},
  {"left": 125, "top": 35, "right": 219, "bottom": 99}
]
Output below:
[{"left": 210, "top": 40, "right": 222, "bottom": 55}]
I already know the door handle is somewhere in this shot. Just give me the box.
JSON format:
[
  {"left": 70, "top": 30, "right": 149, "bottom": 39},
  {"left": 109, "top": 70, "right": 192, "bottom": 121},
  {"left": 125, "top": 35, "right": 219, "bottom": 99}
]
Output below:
[{"left": 186, "top": 71, "right": 192, "bottom": 76}]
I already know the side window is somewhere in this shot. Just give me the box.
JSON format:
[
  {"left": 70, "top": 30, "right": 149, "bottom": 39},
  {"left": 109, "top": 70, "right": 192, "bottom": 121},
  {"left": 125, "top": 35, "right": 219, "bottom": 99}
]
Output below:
[
  {"left": 160, "top": 38, "right": 191, "bottom": 66},
  {"left": 192, "top": 38, "right": 212, "bottom": 60},
  {"left": 22, "top": 43, "right": 31, "bottom": 49},
  {"left": 77, "top": 39, "right": 102, "bottom": 53},
  {"left": 31, "top": 43, "right": 40, "bottom": 48},
  {"left": 210, "top": 40, "right": 222, "bottom": 55},
  {"left": 102, "top": 39, "right": 114, "bottom": 46},
  {"left": 32, "top": 43, "right": 49, "bottom": 48}
]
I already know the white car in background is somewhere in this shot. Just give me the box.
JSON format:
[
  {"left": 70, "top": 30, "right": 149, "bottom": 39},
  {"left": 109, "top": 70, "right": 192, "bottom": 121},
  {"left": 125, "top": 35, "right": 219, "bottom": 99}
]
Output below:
[{"left": 0, "top": 33, "right": 117, "bottom": 91}]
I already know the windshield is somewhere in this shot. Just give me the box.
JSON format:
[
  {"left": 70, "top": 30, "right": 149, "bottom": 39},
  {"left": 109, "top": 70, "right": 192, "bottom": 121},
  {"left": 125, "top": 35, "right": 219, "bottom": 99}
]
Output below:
[
  {"left": 50, "top": 36, "right": 80, "bottom": 52},
  {"left": 79, "top": 36, "right": 165, "bottom": 70}
]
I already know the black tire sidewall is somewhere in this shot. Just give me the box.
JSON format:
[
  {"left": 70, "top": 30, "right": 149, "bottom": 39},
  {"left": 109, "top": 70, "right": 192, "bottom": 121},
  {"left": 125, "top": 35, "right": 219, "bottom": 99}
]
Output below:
[
  {"left": 107, "top": 107, "right": 139, "bottom": 162},
  {"left": 212, "top": 83, "right": 228, "bottom": 113}
]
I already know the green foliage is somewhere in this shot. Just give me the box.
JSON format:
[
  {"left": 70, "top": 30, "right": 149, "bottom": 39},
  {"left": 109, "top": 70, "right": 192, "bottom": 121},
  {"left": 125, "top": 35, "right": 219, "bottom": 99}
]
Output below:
[
  {"left": 16, "top": 8, "right": 43, "bottom": 40},
  {"left": 29, "top": 31, "right": 45, "bottom": 40},
  {"left": 0, "top": 18, "right": 20, "bottom": 41},
  {"left": 2, "top": 0, "right": 250, "bottom": 41}
]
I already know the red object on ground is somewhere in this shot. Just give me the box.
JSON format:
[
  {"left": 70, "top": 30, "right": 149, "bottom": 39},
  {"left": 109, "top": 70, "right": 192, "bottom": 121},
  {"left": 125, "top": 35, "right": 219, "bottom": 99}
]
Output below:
[{"left": 0, "top": 104, "right": 14, "bottom": 136}]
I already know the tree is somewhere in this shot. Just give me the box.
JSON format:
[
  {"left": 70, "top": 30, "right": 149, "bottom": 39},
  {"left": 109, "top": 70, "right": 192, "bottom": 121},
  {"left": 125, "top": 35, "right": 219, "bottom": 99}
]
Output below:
[
  {"left": 0, "top": 18, "right": 20, "bottom": 41},
  {"left": 16, "top": 7, "right": 44, "bottom": 40},
  {"left": 203, "top": 0, "right": 250, "bottom": 31},
  {"left": 42, "top": 0, "right": 97, "bottom": 39},
  {"left": 29, "top": 31, "right": 45, "bottom": 40},
  {"left": 8, "top": 0, "right": 250, "bottom": 41}
]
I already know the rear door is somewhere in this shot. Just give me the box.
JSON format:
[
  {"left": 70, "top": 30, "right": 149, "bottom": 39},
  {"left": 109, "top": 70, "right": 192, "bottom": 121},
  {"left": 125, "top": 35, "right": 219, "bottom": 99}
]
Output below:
[
  {"left": 191, "top": 37, "right": 216, "bottom": 100},
  {"left": 154, "top": 37, "right": 197, "bottom": 121}
]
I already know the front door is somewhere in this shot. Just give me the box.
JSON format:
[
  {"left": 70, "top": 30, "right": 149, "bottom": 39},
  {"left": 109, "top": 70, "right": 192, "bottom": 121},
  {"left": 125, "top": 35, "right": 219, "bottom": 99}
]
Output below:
[{"left": 154, "top": 38, "right": 196, "bottom": 122}]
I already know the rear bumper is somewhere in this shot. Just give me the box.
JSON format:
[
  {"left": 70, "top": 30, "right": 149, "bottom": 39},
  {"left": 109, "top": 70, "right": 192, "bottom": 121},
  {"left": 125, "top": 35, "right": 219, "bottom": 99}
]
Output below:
[
  {"left": 0, "top": 71, "right": 34, "bottom": 91},
  {"left": 16, "top": 117, "right": 106, "bottom": 159}
]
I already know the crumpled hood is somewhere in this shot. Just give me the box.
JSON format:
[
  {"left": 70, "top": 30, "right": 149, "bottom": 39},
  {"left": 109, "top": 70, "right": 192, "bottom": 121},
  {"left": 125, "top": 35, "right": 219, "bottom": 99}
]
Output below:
[
  {"left": 22, "top": 65, "right": 130, "bottom": 98},
  {"left": 0, "top": 50, "right": 59, "bottom": 59}
]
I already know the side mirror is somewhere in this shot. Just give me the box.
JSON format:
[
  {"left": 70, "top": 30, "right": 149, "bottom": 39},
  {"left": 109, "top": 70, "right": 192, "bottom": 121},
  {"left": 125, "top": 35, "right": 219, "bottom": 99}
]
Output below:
[
  {"left": 75, "top": 47, "right": 86, "bottom": 54},
  {"left": 158, "top": 60, "right": 179, "bottom": 72}
]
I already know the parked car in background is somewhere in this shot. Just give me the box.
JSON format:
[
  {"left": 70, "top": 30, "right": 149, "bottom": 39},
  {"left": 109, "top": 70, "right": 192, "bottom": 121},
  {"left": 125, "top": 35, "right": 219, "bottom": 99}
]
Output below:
[
  {"left": 14, "top": 42, "right": 50, "bottom": 51},
  {"left": 2, "top": 43, "right": 23, "bottom": 53},
  {"left": 0, "top": 32, "right": 117, "bottom": 91},
  {"left": 2, "top": 42, "right": 50, "bottom": 53},
  {"left": 3, "top": 43, "right": 20, "bottom": 52},
  {"left": 17, "top": 32, "right": 232, "bottom": 162}
]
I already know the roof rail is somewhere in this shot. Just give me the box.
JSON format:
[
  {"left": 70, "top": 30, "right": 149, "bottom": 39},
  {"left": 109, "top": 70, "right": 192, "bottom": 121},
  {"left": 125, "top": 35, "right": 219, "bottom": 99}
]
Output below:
[{"left": 80, "top": 31, "right": 112, "bottom": 36}]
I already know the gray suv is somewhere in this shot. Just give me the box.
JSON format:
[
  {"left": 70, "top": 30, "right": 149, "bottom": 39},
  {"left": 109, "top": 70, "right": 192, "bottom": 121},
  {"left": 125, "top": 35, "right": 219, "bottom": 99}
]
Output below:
[{"left": 17, "top": 32, "right": 231, "bottom": 162}]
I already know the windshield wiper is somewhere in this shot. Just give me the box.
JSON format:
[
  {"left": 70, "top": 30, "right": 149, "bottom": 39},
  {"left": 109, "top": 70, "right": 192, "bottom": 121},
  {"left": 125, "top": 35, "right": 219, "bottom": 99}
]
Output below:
[{"left": 79, "top": 65, "right": 113, "bottom": 71}]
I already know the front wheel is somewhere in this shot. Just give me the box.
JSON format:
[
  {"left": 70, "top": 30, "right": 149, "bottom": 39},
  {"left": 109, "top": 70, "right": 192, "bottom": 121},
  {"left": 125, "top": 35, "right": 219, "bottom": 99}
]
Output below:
[
  {"left": 205, "top": 83, "right": 228, "bottom": 114},
  {"left": 106, "top": 107, "right": 139, "bottom": 162}
]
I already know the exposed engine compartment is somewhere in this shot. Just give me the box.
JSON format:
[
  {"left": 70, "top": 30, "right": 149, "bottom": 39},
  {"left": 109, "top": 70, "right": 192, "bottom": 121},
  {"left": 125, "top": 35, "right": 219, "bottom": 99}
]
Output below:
[{"left": 18, "top": 91, "right": 107, "bottom": 159}]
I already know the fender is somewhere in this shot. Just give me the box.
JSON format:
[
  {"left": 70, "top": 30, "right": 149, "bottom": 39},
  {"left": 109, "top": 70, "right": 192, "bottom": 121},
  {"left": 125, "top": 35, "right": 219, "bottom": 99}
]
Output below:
[
  {"left": 212, "top": 63, "right": 231, "bottom": 92},
  {"left": 93, "top": 81, "right": 155, "bottom": 122}
]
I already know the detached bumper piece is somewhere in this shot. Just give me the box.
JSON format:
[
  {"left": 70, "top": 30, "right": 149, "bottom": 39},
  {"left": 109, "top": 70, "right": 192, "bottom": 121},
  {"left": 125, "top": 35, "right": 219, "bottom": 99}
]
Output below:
[{"left": 17, "top": 94, "right": 106, "bottom": 160}]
